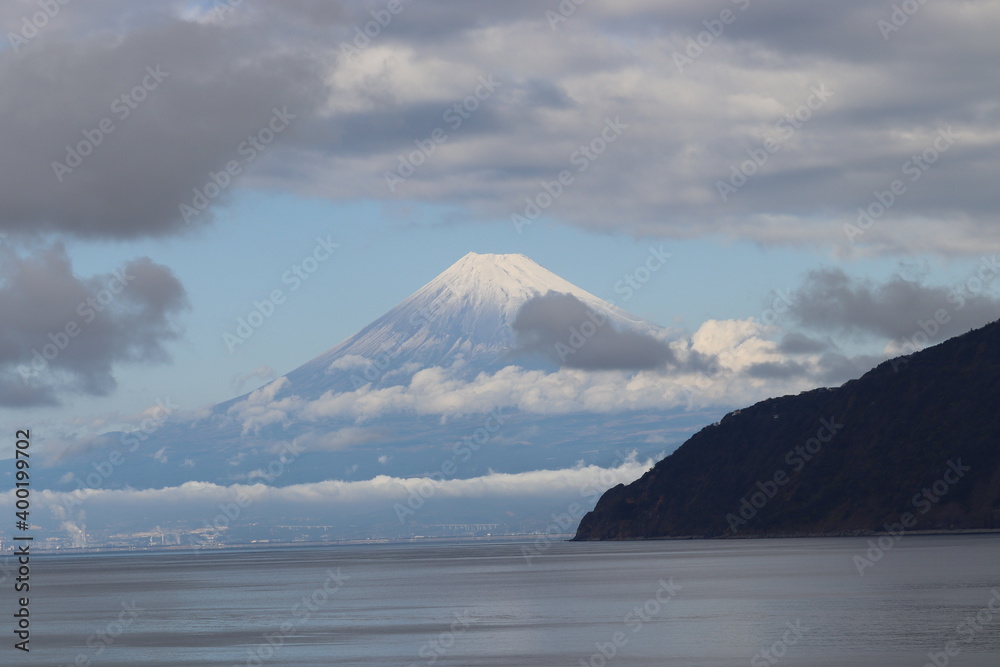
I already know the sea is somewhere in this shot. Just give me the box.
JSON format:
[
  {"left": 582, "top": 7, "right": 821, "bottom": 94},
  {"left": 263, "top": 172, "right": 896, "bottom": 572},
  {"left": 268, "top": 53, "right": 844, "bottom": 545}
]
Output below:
[{"left": 16, "top": 534, "right": 1000, "bottom": 666}]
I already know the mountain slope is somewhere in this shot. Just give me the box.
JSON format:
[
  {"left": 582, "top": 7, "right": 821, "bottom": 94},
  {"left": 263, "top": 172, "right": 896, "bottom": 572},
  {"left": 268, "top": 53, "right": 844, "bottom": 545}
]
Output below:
[
  {"left": 39, "top": 252, "right": 701, "bottom": 494},
  {"left": 574, "top": 320, "right": 1000, "bottom": 539},
  {"left": 277, "top": 251, "right": 661, "bottom": 398}
]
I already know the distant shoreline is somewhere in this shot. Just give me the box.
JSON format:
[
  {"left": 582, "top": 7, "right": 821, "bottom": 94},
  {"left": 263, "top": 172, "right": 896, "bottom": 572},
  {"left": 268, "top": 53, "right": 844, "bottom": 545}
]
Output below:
[
  {"left": 22, "top": 529, "right": 1000, "bottom": 555},
  {"left": 571, "top": 528, "right": 1000, "bottom": 541},
  {"left": 22, "top": 533, "right": 575, "bottom": 556}
]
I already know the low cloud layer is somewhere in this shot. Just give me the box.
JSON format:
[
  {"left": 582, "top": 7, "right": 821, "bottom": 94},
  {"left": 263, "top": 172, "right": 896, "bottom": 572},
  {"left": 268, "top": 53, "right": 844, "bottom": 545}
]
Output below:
[
  {"left": 3, "top": 456, "right": 655, "bottom": 538},
  {"left": 0, "top": 244, "right": 188, "bottom": 406}
]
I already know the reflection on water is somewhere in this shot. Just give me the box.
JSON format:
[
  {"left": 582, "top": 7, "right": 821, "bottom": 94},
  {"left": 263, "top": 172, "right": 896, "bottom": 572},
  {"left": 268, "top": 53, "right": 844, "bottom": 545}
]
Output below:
[{"left": 23, "top": 534, "right": 1000, "bottom": 666}]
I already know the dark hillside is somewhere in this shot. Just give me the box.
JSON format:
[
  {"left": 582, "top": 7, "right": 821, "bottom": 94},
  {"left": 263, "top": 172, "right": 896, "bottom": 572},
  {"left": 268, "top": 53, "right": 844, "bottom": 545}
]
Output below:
[{"left": 575, "top": 321, "right": 1000, "bottom": 539}]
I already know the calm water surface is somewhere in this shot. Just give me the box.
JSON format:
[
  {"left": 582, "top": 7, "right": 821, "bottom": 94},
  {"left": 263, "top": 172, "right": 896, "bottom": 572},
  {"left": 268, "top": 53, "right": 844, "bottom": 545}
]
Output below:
[{"left": 18, "top": 534, "right": 1000, "bottom": 666}]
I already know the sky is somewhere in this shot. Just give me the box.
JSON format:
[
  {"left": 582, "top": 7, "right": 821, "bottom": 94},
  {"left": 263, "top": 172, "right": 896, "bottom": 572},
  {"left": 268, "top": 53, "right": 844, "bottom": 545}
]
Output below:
[{"left": 2, "top": 0, "right": 1000, "bottom": 449}]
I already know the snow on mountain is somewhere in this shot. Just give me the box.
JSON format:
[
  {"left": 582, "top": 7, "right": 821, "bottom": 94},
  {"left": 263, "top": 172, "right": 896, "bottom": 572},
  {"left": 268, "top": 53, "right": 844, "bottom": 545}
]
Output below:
[
  {"left": 32, "top": 251, "right": 722, "bottom": 546},
  {"left": 41, "top": 252, "right": 706, "bottom": 496},
  {"left": 277, "top": 252, "right": 663, "bottom": 398}
]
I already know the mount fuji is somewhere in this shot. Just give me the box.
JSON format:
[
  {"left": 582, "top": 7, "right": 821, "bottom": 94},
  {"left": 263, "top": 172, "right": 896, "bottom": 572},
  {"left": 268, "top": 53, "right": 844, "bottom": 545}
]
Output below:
[
  {"left": 35, "top": 252, "right": 722, "bottom": 542},
  {"left": 276, "top": 251, "right": 663, "bottom": 397}
]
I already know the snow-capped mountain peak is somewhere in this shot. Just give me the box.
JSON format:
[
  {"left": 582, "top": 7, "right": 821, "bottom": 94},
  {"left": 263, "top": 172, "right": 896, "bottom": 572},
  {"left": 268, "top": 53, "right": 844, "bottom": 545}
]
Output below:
[{"left": 281, "top": 252, "right": 661, "bottom": 395}]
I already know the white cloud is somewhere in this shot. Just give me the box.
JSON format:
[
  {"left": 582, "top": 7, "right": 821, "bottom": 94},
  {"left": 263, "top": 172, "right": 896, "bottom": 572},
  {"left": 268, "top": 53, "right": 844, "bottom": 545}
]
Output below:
[
  {"left": 226, "top": 377, "right": 304, "bottom": 435},
  {"left": 1, "top": 1, "right": 997, "bottom": 255},
  {"left": 8, "top": 456, "right": 657, "bottom": 536},
  {"left": 209, "top": 314, "right": 880, "bottom": 429},
  {"left": 275, "top": 427, "right": 387, "bottom": 454}
]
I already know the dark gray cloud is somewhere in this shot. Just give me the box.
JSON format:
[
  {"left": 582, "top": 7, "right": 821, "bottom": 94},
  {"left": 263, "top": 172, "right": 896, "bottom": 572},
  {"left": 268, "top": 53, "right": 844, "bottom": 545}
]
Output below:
[
  {"left": 0, "top": 245, "right": 188, "bottom": 406},
  {"left": 777, "top": 332, "right": 830, "bottom": 355},
  {"left": 513, "top": 292, "right": 675, "bottom": 371},
  {"left": 745, "top": 361, "right": 807, "bottom": 380},
  {"left": 2, "top": 1, "right": 998, "bottom": 254},
  {"left": 815, "top": 352, "right": 885, "bottom": 384},
  {"left": 0, "top": 11, "right": 328, "bottom": 239},
  {"left": 785, "top": 267, "right": 1000, "bottom": 343}
]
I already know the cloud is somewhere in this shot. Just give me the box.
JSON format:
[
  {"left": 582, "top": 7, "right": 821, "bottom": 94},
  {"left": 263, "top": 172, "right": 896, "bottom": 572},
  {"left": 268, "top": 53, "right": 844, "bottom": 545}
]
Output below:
[
  {"left": 777, "top": 332, "right": 831, "bottom": 355},
  {"left": 289, "top": 1, "right": 1000, "bottom": 256},
  {"left": 785, "top": 267, "right": 1000, "bottom": 344},
  {"left": 513, "top": 292, "right": 675, "bottom": 370},
  {"left": 281, "top": 427, "right": 388, "bottom": 454},
  {"left": 231, "top": 365, "right": 278, "bottom": 394},
  {"left": 0, "top": 244, "right": 188, "bottom": 406},
  {"left": 1, "top": 1, "right": 995, "bottom": 253},
  {"left": 9, "top": 454, "right": 656, "bottom": 536},
  {"left": 226, "top": 377, "right": 303, "bottom": 435},
  {"left": 745, "top": 360, "right": 807, "bottom": 380},
  {"left": 294, "top": 361, "right": 803, "bottom": 422},
  {"left": 814, "top": 351, "right": 886, "bottom": 384},
  {"left": 0, "top": 7, "right": 329, "bottom": 239}
]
